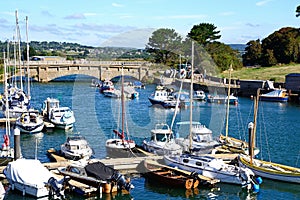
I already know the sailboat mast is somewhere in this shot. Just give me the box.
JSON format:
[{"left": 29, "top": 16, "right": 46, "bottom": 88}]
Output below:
[
  {"left": 225, "top": 64, "right": 233, "bottom": 139},
  {"left": 3, "top": 52, "right": 11, "bottom": 135},
  {"left": 121, "top": 64, "right": 125, "bottom": 143},
  {"left": 189, "top": 41, "right": 194, "bottom": 151},
  {"left": 26, "top": 16, "right": 30, "bottom": 100},
  {"left": 15, "top": 10, "right": 23, "bottom": 91}
]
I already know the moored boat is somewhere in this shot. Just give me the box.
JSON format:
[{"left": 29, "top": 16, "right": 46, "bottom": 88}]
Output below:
[
  {"left": 60, "top": 135, "right": 93, "bottom": 160},
  {"left": 15, "top": 110, "right": 44, "bottom": 134},
  {"left": 259, "top": 89, "right": 289, "bottom": 102},
  {"left": 4, "top": 158, "right": 69, "bottom": 198},
  {"left": 58, "top": 160, "right": 134, "bottom": 193},
  {"left": 41, "top": 97, "right": 75, "bottom": 129},
  {"left": 141, "top": 159, "right": 219, "bottom": 189},
  {"left": 148, "top": 85, "right": 177, "bottom": 108}
]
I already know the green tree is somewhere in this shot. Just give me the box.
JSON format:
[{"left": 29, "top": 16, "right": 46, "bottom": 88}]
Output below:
[
  {"left": 296, "top": 5, "right": 300, "bottom": 17},
  {"left": 242, "top": 39, "right": 262, "bottom": 66},
  {"left": 206, "top": 42, "right": 242, "bottom": 72},
  {"left": 262, "top": 27, "right": 300, "bottom": 64},
  {"left": 187, "top": 23, "right": 221, "bottom": 46},
  {"left": 261, "top": 49, "right": 277, "bottom": 66},
  {"left": 146, "top": 28, "right": 183, "bottom": 65}
]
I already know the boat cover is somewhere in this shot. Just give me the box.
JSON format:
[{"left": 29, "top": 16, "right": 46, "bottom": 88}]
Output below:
[
  {"left": 4, "top": 159, "right": 53, "bottom": 187},
  {"left": 84, "top": 162, "right": 115, "bottom": 180}
]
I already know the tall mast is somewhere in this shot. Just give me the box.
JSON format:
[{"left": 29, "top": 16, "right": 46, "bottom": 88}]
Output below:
[
  {"left": 26, "top": 16, "right": 30, "bottom": 100},
  {"left": 15, "top": 10, "right": 23, "bottom": 91},
  {"left": 3, "top": 52, "right": 11, "bottom": 135},
  {"left": 121, "top": 64, "right": 125, "bottom": 144},
  {"left": 225, "top": 64, "right": 233, "bottom": 139},
  {"left": 189, "top": 41, "right": 194, "bottom": 152}
]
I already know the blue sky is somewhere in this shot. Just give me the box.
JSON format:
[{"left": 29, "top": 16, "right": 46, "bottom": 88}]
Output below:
[{"left": 1, "top": 0, "right": 299, "bottom": 48}]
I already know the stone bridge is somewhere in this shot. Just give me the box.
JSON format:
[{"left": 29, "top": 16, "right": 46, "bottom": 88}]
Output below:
[{"left": 11, "top": 61, "right": 150, "bottom": 82}]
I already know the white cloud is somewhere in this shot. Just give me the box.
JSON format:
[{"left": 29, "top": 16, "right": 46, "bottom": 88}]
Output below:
[
  {"left": 256, "top": 0, "right": 272, "bottom": 6},
  {"left": 219, "top": 12, "right": 235, "bottom": 16},
  {"left": 112, "top": 3, "right": 124, "bottom": 7}
]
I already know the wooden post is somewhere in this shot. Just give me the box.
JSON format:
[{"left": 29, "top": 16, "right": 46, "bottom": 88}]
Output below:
[{"left": 14, "top": 127, "right": 21, "bottom": 160}]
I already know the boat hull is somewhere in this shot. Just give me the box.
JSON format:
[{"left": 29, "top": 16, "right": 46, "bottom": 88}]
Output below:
[{"left": 238, "top": 155, "right": 300, "bottom": 183}]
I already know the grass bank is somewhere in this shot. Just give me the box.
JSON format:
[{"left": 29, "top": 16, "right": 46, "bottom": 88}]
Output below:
[{"left": 221, "top": 64, "right": 300, "bottom": 83}]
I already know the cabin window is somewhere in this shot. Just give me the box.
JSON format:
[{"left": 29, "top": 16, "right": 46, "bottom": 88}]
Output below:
[
  {"left": 196, "top": 162, "right": 202, "bottom": 166},
  {"left": 183, "top": 158, "right": 189, "bottom": 163},
  {"left": 70, "top": 167, "right": 80, "bottom": 174}
]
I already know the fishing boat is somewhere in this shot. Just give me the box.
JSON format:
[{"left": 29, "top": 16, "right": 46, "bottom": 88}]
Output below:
[
  {"left": 105, "top": 67, "right": 136, "bottom": 158},
  {"left": 142, "top": 159, "right": 219, "bottom": 189},
  {"left": 58, "top": 160, "right": 134, "bottom": 193},
  {"left": 237, "top": 91, "right": 300, "bottom": 184},
  {"left": 4, "top": 158, "right": 69, "bottom": 198},
  {"left": 41, "top": 97, "right": 76, "bottom": 129},
  {"left": 60, "top": 135, "right": 93, "bottom": 160},
  {"left": 259, "top": 89, "right": 289, "bottom": 102},
  {"left": 15, "top": 110, "right": 44, "bottom": 134}
]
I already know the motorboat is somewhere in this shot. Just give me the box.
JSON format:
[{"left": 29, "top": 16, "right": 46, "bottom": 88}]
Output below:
[
  {"left": 41, "top": 97, "right": 75, "bottom": 129},
  {"left": 4, "top": 159, "right": 69, "bottom": 198},
  {"left": 207, "top": 94, "right": 238, "bottom": 105},
  {"left": 60, "top": 135, "right": 93, "bottom": 160},
  {"left": 259, "top": 89, "right": 289, "bottom": 102},
  {"left": 15, "top": 110, "right": 44, "bottom": 134},
  {"left": 193, "top": 90, "right": 206, "bottom": 101},
  {"left": 164, "top": 154, "right": 262, "bottom": 191},
  {"left": 99, "top": 80, "right": 114, "bottom": 93},
  {"left": 103, "top": 88, "right": 121, "bottom": 98},
  {"left": 103, "top": 86, "right": 139, "bottom": 99},
  {"left": 142, "top": 123, "right": 182, "bottom": 155},
  {"left": 58, "top": 161, "right": 134, "bottom": 193},
  {"left": 148, "top": 85, "right": 177, "bottom": 108},
  {"left": 175, "top": 121, "right": 220, "bottom": 154}
]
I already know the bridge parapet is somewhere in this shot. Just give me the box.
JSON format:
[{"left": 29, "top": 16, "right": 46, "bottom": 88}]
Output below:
[{"left": 9, "top": 60, "right": 150, "bottom": 82}]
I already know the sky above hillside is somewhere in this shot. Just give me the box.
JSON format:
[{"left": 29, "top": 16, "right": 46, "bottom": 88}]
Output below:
[{"left": 1, "top": 0, "right": 299, "bottom": 48}]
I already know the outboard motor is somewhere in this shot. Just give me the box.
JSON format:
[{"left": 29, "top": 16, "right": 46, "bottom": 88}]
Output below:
[
  {"left": 47, "top": 176, "right": 70, "bottom": 198},
  {"left": 239, "top": 167, "right": 262, "bottom": 193},
  {"left": 111, "top": 172, "right": 134, "bottom": 192}
]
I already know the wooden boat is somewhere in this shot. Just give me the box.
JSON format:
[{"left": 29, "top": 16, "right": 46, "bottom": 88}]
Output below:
[
  {"left": 217, "top": 65, "right": 259, "bottom": 156},
  {"left": 237, "top": 91, "right": 300, "bottom": 184},
  {"left": 142, "top": 159, "right": 219, "bottom": 189},
  {"left": 238, "top": 154, "right": 300, "bottom": 183}
]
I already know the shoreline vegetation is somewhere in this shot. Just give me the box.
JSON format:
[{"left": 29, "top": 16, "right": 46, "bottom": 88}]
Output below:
[{"left": 220, "top": 64, "right": 300, "bottom": 83}]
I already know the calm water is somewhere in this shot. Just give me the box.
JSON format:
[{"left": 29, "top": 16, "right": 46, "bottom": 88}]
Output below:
[{"left": 1, "top": 79, "right": 300, "bottom": 200}]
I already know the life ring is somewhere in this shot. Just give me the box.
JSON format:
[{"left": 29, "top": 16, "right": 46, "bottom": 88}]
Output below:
[{"left": 185, "top": 179, "right": 194, "bottom": 189}]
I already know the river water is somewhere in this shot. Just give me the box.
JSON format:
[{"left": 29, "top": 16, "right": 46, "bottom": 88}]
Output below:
[{"left": 1, "top": 79, "right": 300, "bottom": 200}]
